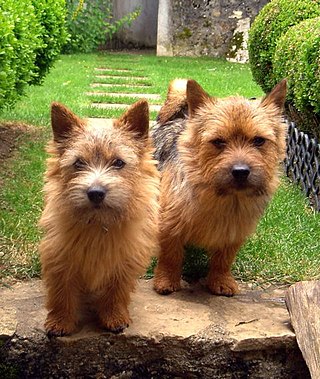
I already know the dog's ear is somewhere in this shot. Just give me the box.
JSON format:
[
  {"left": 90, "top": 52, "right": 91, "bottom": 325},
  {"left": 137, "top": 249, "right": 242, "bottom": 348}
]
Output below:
[
  {"left": 115, "top": 99, "right": 149, "bottom": 140},
  {"left": 187, "top": 80, "right": 213, "bottom": 117},
  {"left": 51, "top": 102, "right": 83, "bottom": 143},
  {"left": 260, "top": 79, "right": 287, "bottom": 112}
]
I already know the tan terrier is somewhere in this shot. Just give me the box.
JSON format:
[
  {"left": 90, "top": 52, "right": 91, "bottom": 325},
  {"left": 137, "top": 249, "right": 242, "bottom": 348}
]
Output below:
[
  {"left": 39, "top": 100, "right": 159, "bottom": 336},
  {"left": 152, "top": 78, "right": 287, "bottom": 296}
]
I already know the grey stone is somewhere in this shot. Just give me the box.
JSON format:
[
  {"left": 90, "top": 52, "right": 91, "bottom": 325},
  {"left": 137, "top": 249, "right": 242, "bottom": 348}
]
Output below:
[
  {"left": 0, "top": 279, "right": 310, "bottom": 378},
  {"left": 90, "top": 103, "right": 162, "bottom": 112},
  {"left": 157, "top": 0, "right": 270, "bottom": 61}
]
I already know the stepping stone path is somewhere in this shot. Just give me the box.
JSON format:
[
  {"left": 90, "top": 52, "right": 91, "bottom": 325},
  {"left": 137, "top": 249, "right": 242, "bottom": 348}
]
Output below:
[{"left": 88, "top": 66, "right": 163, "bottom": 116}]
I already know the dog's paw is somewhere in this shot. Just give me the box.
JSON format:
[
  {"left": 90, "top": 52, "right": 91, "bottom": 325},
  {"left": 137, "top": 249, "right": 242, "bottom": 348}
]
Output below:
[
  {"left": 44, "top": 317, "right": 76, "bottom": 338},
  {"left": 100, "top": 312, "right": 130, "bottom": 334},
  {"left": 153, "top": 277, "right": 181, "bottom": 295},
  {"left": 207, "top": 275, "right": 239, "bottom": 297}
]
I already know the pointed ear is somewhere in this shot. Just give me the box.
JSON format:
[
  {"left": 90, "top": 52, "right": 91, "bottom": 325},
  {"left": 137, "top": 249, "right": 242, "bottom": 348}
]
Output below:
[
  {"left": 260, "top": 79, "right": 287, "bottom": 111},
  {"left": 186, "top": 80, "right": 213, "bottom": 117},
  {"left": 115, "top": 100, "right": 149, "bottom": 139},
  {"left": 51, "top": 102, "right": 83, "bottom": 143}
]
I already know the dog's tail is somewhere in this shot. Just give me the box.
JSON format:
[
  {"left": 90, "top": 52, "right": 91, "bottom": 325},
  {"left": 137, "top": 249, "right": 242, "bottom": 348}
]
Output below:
[{"left": 157, "top": 79, "right": 188, "bottom": 125}]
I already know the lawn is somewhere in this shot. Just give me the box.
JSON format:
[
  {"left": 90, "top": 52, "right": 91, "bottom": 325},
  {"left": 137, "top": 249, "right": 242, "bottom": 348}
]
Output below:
[{"left": 0, "top": 52, "right": 319, "bottom": 285}]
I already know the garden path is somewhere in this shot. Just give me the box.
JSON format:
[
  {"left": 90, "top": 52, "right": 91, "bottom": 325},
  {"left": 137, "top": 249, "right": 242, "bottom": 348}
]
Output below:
[{"left": 88, "top": 67, "right": 162, "bottom": 113}]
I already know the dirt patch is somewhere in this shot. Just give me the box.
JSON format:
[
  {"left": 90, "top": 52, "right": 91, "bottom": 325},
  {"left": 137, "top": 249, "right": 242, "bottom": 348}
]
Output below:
[{"left": 0, "top": 122, "right": 30, "bottom": 162}]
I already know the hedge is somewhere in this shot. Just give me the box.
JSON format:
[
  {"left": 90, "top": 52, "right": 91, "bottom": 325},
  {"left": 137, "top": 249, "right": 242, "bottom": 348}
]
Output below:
[
  {"left": 248, "top": 0, "right": 320, "bottom": 93},
  {"left": 273, "top": 17, "right": 320, "bottom": 114},
  {"left": 31, "top": 0, "right": 68, "bottom": 84},
  {"left": 0, "top": 0, "right": 67, "bottom": 110},
  {"left": 0, "top": 0, "right": 41, "bottom": 109},
  {"left": 273, "top": 17, "right": 320, "bottom": 137}
]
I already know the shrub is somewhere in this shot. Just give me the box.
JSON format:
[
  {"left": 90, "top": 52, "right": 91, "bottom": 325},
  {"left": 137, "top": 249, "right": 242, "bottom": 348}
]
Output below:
[
  {"left": 63, "top": 0, "right": 140, "bottom": 54},
  {"left": 248, "top": 0, "right": 320, "bottom": 93},
  {"left": 273, "top": 17, "right": 320, "bottom": 137},
  {"left": 31, "top": 0, "right": 68, "bottom": 84},
  {"left": 0, "top": 0, "right": 42, "bottom": 109}
]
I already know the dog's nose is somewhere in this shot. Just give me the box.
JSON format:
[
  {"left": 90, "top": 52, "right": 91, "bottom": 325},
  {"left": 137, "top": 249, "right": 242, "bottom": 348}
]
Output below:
[
  {"left": 87, "top": 186, "right": 106, "bottom": 205},
  {"left": 232, "top": 164, "right": 250, "bottom": 182}
]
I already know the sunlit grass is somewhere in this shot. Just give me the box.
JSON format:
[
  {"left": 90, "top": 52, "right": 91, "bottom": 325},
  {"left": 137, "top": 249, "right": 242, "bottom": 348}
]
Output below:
[{"left": 0, "top": 52, "right": 319, "bottom": 284}]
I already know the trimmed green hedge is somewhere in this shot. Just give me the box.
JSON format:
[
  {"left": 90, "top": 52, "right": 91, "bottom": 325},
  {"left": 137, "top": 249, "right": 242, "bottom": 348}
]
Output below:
[
  {"left": 0, "top": 0, "right": 41, "bottom": 109},
  {"left": 248, "top": 0, "right": 320, "bottom": 93},
  {"left": 273, "top": 17, "right": 320, "bottom": 137},
  {"left": 0, "top": 0, "right": 67, "bottom": 110},
  {"left": 31, "top": 0, "right": 68, "bottom": 84}
]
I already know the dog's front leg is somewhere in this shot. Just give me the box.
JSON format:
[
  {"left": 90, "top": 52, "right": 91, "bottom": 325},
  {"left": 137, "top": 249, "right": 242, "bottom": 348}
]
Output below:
[
  {"left": 44, "top": 273, "right": 81, "bottom": 337},
  {"left": 96, "top": 277, "right": 132, "bottom": 333},
  {"left": 207, "top": 243, "right": 242, "bottom": 296}
]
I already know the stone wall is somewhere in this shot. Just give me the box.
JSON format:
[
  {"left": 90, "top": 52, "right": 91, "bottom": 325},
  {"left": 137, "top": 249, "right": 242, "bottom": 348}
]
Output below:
[{"left": 157, "top": 0, "right": 270, "bottom": 62}]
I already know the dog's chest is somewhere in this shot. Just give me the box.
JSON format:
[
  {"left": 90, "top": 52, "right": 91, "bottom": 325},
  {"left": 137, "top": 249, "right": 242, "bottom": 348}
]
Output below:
[{"left": 188, "top": 198, "right": 263, "bottom": 249}]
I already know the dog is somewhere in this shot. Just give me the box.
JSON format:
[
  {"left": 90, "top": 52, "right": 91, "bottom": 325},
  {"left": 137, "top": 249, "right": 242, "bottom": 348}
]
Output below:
[
  {"left": 39, "top": 100, "right": 159, "bottom": 336},
  {"left": 152, "top": 78, "right": 287, "bottom": 296}
]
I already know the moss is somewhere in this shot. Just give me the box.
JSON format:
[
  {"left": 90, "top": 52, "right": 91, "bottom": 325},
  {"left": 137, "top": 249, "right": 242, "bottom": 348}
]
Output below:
[
  {"left": 226, "top": 31, "right": 244, "bottom": 59},
  {"left": 177, "top": 27, "right": 192, "bottom": 40}
]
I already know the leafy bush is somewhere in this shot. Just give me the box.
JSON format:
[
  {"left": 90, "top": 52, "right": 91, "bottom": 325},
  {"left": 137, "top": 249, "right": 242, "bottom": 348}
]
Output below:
[
  {"left": 0, "top": 0, "right": 42, "bottom": 109},
  {"left": 248, "top": 0, "right": 320, "bottom": 92},
  {"left": 273, "top": 17, "right": 320, "bottom": 137},
  {"left": 63, "top": 0, "right": 140, "bottom": 53},
  {"left": 31, "top": 0, "right": 68, "bottom": 84},
  {"left": 0, "top": 0, "right": 67, "bottom": 110}
]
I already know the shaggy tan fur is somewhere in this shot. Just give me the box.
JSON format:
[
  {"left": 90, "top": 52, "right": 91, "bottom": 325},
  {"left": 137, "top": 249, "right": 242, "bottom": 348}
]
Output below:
[
  {"left": 152, "top": 78, "right": 287, "bottom": 296},
  {"left": 39, "top": 100, "right": 159, "bottom": 336}
]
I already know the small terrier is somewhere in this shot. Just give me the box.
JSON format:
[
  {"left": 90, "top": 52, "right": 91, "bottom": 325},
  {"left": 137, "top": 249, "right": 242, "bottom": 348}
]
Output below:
[
  {"left": 152, "top": 78, "right": 287, "bottom": 296},
  {"left": 39, "top": 100, "right": 159, "bottom": 336}
]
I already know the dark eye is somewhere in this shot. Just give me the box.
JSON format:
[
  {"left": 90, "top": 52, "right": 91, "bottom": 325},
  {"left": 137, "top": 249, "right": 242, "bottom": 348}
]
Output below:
[
  {"left": 253, "top": 137, "right": 266, "bottom": 147},
  {"left": 73, "top": 158, "right": 86, "bottom": 170},
  {"left": 211, "top": 138, "right": 226, "bottom": 149},
  {"left": 112, "top": 158, "right": 125, "bottom": 169}
]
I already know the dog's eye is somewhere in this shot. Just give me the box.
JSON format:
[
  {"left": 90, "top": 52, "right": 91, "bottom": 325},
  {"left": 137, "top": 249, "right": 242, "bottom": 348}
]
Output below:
[
  {"left": 73, "top": 159, "right": 86, "bottom": 170},
  {"left": 211, "top": 138, "right": 226, "bottom": 149},
  {"left": 112, "top": 158, "right": 125, "bottom": 169},
  {"left": 253, "top": 137, "right": 266, "bottom": 147}
]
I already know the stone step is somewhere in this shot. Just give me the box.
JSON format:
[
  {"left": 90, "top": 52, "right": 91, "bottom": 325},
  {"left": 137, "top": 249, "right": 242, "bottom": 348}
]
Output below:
[
  {"left": 0, "top": 279, "right": 309, "bottom": 378},
  {"left": 95, "top": 75, "right": 148, "bottom": 80},
  {"left": 94, "top": 68, "right": 131, "bottom": 73},
  {"left": 91, "top": 83, "right": 151, "bottom": 88},
  {"left": 86, "top": 118, "right": 156, "bottom": 128},
  {"left": 90, "top": 103, "right": 162, "bottom": 112},
  {"left": 86, "top": 92, "right": 161, "bottom": 100}
]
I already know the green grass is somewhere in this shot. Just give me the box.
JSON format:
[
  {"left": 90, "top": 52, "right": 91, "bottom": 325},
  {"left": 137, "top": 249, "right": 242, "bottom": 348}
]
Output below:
[{"left": 0, "top": 51, "right": 319, "bottom": 285}]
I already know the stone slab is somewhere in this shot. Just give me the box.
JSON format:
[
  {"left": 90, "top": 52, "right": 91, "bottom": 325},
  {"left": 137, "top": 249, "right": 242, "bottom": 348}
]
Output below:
[
  {"left": 94, "top": 68, "right": 131, "bottom": 73},
  {"left": 0, "top": 279, "right": 310, "bottom": 378},
  {"left": 86, "top": 92, "right": 161, "bottom": 100},
  {"left": 95, "top": 75, "right": 148, "bottom": 80},
  {"left": 90, "top": 103, "right": 162, "bottom": 112},
  {"left": 91, "top": 83, "right": 151, "bottom": 88},
  {"left": 86, "top": 118, "right": 156, "bottom": 128}
]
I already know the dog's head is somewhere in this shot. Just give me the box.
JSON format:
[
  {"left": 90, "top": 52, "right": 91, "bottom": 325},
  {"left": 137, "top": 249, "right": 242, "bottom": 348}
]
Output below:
[
  {"left": 49, "top": 100, "right": 151, "bottom": 225},
  {"left": 179, "top": 79, "right": 287, "bottom": 197}
]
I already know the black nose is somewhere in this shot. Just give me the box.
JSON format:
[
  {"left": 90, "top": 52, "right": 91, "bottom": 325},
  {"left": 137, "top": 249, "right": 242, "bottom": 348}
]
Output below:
[
  {"left": 87, "top": 186, "right": 106, "bottom": 205},
  {"left": 232, "top": 164, "right": 250, "bottom": 183}
]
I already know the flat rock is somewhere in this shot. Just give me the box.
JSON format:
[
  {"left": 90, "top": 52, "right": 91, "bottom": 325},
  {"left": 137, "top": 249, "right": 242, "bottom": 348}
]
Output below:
[
  {"left": 94, "top": 68, "right": 131, "bottom": 73},
  {"left": 86, "top": 92, "right": 161, "bottom": 100},
  {"left": 95, "top": 75, "right": 148, "bottom": 80},
  {"left": 0, "top": 279, "right": 310, "bottom": 378},
  {"left": 91, "top": 83, "right": 151, "bottom": 88},
  {"left": 86, "top": 118, "right": 156, "bottom": 128},
  {"left": 90, "top": 103, "right": 162, "bottom": 112}
]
